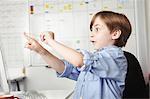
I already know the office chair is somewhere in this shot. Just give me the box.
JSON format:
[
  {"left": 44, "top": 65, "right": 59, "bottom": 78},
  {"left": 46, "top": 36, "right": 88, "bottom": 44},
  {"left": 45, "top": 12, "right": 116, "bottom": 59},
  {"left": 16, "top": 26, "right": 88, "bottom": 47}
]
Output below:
[{"left": 123, "top": 51, "right": 149, "bottom": 99}]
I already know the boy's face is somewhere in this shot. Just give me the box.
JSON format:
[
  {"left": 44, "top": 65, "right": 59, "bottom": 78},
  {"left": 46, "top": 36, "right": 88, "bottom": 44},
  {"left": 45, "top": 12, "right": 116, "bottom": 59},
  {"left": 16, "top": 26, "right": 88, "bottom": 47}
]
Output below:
[{"left": 90, "top": 17, "right": 115, "bottom": 49}]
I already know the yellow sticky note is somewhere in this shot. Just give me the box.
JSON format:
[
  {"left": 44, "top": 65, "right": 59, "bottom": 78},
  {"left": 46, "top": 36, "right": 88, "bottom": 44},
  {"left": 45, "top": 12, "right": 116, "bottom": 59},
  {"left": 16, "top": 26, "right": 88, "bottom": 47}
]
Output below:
[
  {"left": 117, "top": 4, "right": 123, "bottom": 9},
  {"left": 45, "top": 3, "right": 49, "bottom": 9}
]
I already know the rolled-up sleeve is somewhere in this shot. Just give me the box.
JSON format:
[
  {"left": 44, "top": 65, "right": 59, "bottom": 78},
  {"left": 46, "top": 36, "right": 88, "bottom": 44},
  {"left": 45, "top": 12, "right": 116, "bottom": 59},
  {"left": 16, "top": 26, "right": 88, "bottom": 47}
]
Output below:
[
  {"left": 57, "top": 60, "right": 80, "bottom": 81},
  {"left": 78, "top": 48, "right": 127, "bottom": 81},
  {"left": 76, "top": 49, "right": 97, "bottom": 71}
]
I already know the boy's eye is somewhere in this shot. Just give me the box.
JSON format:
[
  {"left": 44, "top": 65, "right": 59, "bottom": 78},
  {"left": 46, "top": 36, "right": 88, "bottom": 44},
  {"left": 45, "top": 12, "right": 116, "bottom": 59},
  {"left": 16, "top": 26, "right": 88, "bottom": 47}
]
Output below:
[
  {"left": 92, "top": 27, "right": 101, "bottom": 32},
  {"left": 95, "top": 28, "right": 99, "bottom": 32}
]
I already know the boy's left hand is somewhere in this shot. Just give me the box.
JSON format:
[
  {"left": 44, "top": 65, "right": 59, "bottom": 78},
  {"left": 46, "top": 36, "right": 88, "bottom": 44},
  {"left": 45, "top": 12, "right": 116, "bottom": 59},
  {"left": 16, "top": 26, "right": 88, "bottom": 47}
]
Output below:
[{"left": 40, "top": 31, "right": 55, "bottom": 44}]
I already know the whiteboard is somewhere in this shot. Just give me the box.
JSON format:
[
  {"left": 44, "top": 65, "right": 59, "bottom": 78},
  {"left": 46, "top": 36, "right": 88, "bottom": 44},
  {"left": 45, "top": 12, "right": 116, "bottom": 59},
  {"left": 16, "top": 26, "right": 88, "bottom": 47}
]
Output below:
[
  {"left": 0, "top": 0, "right": 29, "bottom": 67},
  {"left": 28, "top": 0, "right": 138, "bottom": 66},
  {"left": 0, "top": 0, "right": 148, "bottom": 70}
]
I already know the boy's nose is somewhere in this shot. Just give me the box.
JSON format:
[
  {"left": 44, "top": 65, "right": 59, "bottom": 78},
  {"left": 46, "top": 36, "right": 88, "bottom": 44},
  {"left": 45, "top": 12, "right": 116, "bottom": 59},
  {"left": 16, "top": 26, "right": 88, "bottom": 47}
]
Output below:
[
  {"left": 90, "top": 35, "right": 94, "bottom": 38},
  {"left": 90, "top": 32, "right": 94, "bottom": 37}
]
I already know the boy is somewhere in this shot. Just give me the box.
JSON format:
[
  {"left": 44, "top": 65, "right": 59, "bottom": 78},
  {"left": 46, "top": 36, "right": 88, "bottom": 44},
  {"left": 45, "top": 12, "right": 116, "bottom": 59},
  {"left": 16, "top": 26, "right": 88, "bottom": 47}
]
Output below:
[{"left": 24, "top": 11, "right": 131, "bottom": 99}]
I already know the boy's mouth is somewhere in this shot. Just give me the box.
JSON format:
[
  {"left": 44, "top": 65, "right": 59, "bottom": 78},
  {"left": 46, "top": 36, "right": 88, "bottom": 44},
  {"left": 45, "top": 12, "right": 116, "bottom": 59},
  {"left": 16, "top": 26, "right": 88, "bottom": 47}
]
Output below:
[{"left": 90, "top": 40, "right": 95, "bottom": 43}]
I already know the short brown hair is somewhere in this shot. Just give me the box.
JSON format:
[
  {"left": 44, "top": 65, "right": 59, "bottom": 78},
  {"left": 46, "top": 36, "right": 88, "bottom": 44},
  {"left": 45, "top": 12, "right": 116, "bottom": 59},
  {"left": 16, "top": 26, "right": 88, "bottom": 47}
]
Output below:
[{"left": 90, "top": 11, "right": 132, "bottom": 47}]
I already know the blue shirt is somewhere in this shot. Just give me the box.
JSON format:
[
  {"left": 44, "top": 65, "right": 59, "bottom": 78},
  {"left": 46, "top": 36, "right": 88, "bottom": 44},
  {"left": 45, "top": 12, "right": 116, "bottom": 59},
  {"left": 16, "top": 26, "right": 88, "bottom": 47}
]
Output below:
[{"left": 57, "top": 45, "right": 127, "bottom": 99}]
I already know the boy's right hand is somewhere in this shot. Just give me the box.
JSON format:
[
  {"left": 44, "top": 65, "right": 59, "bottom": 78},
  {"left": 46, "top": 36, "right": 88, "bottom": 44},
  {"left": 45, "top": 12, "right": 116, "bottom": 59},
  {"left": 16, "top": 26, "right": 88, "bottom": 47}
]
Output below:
[{"left": 24, "top": 32, "right": 45, "bottom": 54}]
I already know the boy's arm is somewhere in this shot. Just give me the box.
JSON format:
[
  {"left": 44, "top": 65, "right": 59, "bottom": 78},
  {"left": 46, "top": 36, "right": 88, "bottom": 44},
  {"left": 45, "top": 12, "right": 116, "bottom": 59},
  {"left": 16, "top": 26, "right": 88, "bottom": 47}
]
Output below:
[
  {"left": 41, "top": 32, "right": 84, "bottom": 67},
  {"left": 38, "top": 48, "right": 65, "bottom": 73},
  {"left": 48, "top": 39, "right": 84, "bottom": 67},
  {"left": 24, "top": 33, "right": 65, "bottom": 73}
]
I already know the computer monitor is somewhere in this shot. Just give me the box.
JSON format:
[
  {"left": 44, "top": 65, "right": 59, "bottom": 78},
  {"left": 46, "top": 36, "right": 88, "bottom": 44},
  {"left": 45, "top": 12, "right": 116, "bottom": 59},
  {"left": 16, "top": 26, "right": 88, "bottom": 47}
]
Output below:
[{"left": 0, "top": 48, "right": 9, "bottom": 94}]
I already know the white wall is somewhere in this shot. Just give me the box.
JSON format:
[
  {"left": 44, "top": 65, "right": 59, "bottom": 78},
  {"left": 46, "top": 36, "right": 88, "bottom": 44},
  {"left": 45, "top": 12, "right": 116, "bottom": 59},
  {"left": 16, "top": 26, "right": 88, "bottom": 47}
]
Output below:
[{"left": 134, "top": 0, "right": 150, "bottom": 83}]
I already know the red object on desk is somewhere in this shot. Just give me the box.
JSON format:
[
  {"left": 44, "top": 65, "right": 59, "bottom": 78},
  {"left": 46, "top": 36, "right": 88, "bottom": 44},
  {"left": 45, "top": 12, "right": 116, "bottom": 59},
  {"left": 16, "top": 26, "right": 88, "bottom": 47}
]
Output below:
[{"left": 0, "top": 95, "right": 19, "bottom": 99}]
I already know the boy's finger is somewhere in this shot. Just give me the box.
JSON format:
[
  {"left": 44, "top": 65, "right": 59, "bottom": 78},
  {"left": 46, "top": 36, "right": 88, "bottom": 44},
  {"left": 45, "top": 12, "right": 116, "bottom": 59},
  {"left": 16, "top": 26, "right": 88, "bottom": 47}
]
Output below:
[
  {"left": 24, "top": 32, "right": 33, "bottom": 40},
  {"left": 49, "top": 32, "right": 54, "bottom": 39},
  {"left": 40, "top": 34, "right": 45, "bottom": 41},
  {"left": 24, "top": 42, "right": 31, "bottom": 48}
]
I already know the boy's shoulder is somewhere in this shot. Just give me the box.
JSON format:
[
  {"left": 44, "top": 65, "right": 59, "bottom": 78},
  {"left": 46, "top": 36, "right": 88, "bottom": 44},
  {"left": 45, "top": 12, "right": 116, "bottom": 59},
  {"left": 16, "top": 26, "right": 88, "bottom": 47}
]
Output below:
[{"left": 97, "top": 45, "right": 124, "bottom": 57}]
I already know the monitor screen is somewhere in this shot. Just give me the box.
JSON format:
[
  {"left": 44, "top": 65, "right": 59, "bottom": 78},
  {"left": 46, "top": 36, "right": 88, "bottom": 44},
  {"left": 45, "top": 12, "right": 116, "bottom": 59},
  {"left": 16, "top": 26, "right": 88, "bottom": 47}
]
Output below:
[{"left": 0, "top": 48, "right": 9, "bottom": 95}]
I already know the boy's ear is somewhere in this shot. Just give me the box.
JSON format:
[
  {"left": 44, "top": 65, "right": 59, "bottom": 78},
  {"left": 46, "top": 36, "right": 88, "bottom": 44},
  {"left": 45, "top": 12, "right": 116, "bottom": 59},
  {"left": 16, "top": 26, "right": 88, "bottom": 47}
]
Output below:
[{"left": 111, "top": 30, "right": 121, "bottom": 40}]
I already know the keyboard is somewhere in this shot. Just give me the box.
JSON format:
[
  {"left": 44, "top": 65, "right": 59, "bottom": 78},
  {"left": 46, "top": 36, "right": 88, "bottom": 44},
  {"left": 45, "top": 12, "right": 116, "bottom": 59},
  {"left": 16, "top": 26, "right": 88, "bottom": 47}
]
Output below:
[
  {"left": 11, "top": 90, "right": 74, "bottom": 99},
  {"left": 16, "top": 90, "right": 47, "bottom": 99}
]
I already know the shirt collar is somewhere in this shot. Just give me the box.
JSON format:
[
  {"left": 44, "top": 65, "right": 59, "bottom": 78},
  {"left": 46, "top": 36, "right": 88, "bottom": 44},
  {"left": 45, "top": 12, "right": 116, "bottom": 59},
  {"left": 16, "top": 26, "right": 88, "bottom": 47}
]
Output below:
[{"left": 95, "top": 45, "right": 118, "bottom": 52}]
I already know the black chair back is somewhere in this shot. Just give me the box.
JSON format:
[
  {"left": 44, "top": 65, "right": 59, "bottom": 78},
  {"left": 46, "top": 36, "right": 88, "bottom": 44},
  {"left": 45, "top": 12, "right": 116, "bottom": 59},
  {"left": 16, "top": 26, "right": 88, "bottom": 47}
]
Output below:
[{"left": 123, "top": 51, "right": 149, "bottom": 98}]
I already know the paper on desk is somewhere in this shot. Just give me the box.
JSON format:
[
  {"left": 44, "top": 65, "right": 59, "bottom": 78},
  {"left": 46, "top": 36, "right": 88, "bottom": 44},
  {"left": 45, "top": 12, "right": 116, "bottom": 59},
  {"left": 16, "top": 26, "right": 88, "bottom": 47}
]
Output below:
[{"left": 7, "top": 68, "right": 26, "bottom": 81}]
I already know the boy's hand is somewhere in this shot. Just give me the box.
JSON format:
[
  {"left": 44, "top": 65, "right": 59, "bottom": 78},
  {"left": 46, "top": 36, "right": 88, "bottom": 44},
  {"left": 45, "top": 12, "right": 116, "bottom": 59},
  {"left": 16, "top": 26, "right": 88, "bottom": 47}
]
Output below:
[
  {"left": 24, "top": 32, "right": 45, "bottom": 54},
  {"left": 40, "top": 31, "right": 54, "bottom": 45}
]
